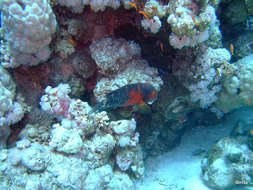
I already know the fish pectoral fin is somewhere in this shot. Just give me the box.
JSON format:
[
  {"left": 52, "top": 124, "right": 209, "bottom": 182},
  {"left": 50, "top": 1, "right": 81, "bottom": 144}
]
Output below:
[
  {"left": 119, "top": 107, "right": 134, "bottom": 118},
  {"left": 133, "top": 102, "right": 151, "bottom": 114},
  {"left": 139, "top": 102, "right": 148, "bottom": 108}
]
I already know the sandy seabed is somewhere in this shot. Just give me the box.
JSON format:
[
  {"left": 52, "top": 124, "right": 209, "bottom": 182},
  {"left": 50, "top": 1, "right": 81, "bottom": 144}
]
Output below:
[{"left": 135, "top": 107, "right": 253, "bottom": 190}]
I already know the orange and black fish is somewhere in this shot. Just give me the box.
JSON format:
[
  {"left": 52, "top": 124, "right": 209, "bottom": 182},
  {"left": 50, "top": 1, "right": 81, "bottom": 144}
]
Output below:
[{"left": 91, "top": 83, "right": 157, "bottom": 113}]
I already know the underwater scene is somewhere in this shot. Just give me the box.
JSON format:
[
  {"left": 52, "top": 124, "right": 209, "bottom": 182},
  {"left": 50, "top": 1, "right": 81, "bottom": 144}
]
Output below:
[{"left": 1, "top": 0, "right": 253, "bottom": 189}]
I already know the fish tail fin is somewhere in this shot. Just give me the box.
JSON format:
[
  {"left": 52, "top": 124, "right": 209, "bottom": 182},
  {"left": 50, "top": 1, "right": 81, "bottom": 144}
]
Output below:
[{"left": 89, "top": 101, "right": 108, "bottom": 114}]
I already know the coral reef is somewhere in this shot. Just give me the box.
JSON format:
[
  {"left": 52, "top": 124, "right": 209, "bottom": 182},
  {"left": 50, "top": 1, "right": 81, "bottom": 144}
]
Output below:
[
  {"left": 142, "top": 0, "right": 167, "bottom": 18},
  {"left": 172, "top": 47, "right": 231, "bottom": 111},
  {"left": 58, "top": 0, "right": 84, "bottom": 13},
  {"left": 57, "top": 0, "right": 125, "bottom": 13},
  {"left": 66, "top": 18, "right": 88, "bottom": 40},
  {"left": 40, "top": 83, "right": 72, "bottom": 118},
  {"left": 0, "top": 142, "right": 113, "bottom": 189},
  {"left": 216, "top": 54, "right": 253, "bottom": 113},
  {"left": 89, "top": 37, "right": 141, "bottom": 76},
  {"left": 1, "top": 0, "right": 253, "bottom": 189},
  {"left": 94, "top": 58, "right": 163, "bottom": 102},
  {"left": 231, "top": 119, "right": 253, "bottom": 149},
  {"left": 72, "top": 52, "right": 96, "bottom": 79},
  {"left": 11, "top": 83, "right": 146, "bottom": 189},
  {"left": 0, "top": 66, "right": 25, "bottom": 148},
  {"left": 56, "top": 37, "right": 76, "bottom": 59},
  {"left": 167, "top": 1, "right": 217, "bottom": 49},
  {"left": 141, "top": 16, "right": 162, "bottom": 34},
  {"left": 0, "top": 0, "right": 57, "bottom": 67},
  {"left": 49, "top": 123, "right": 84, "bottom": 154},
  {"left": 91, "top": 38, "right": 163, "bottom": 102},
  {"left": 110, "top": 119, "right": 139, "bottom": 148},
  {"left": 188, "top": 47, "right": 231, "bottom": 109},
  {"left": 107, "top": 171, "right": 135, "bottom": 190},
  {"left": 201, "top": 137, "right": 253, "bottom": 189}
]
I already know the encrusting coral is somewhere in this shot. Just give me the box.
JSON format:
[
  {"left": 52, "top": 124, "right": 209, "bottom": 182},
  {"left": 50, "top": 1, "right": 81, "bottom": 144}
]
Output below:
[
  {"left": 0, "top": 83, "right": 144, "bottom": 189},
  {"left": 0, "top": 66, "right": 25, "bottom": 148},
  {"left": 0, "top": 0, "right": 57, "bottom": 67}
]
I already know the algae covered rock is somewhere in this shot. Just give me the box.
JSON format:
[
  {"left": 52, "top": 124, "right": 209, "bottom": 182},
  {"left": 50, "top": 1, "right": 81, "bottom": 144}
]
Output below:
[
  {"left": 216, "top": 54, "right": 253, "bottom": 113},
  {"left": 82, "top": 134, "right": 116, "bottom": 168},
  {"left": 231, "top": 119, "right": 253, "bottom": 151},
  {"left": 106, "top": 171, "right": 135, "bottom": 190},
  {"left": 201, "top": 138, "right": 253, "bottom": 189},
  {"left": 21, "top": 144, "right": 47, "bottom": 171},
  {"left": 49, "top": 123, "right": 83, "bottom": 154}
]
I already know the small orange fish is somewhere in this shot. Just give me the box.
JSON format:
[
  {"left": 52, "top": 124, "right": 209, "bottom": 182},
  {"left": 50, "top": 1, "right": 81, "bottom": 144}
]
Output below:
[
  {"left": 69, "top": 38, "right": 77, "bottom": 47},
  {"left": 32, "top": 82, "right": 37, "bottom": 89},
  {"left": 129, "top": 2, "right": 138, "bottom": 10},
  {"left": 90, "top": 4, "right": 94, "bottom": 11},
  {"left": 179, "top": 119, "right": 187, "bottom": 124},
  {"left": 160, "top": 42, "right": 164, "bottom": 54},
  {"left": 230, "top": 43, "right": 234, "bottom": 56},
  {"left": 138, "top": 11, "right": 149, "bottom": 19},
  {"left": 91, "top": 83, "right": 157, "bottom": 113},
  {"left": 189, "top": 12, "right": 197, "bottom": 25},
  {"left": 247, "top": 99, "right": 251, "bottom": 105}
]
